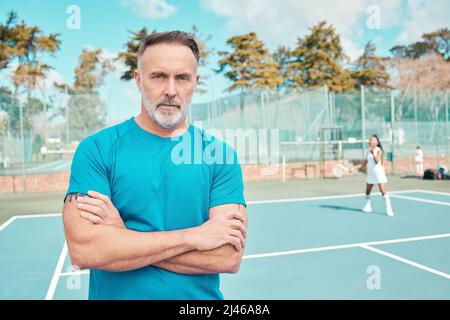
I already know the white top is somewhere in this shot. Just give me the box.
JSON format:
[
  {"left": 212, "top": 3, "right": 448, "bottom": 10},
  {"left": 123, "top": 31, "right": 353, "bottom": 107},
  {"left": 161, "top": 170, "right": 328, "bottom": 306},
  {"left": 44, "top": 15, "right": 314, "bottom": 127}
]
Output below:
[
  {"left": 366, "top": 147, "right": 387, "bottom": 184},
  {"left": 367, "top": 147, "right": 382, "bottom": 168},
  {"left": 414, "top": 149, "right": 424, "bottom": 163}
]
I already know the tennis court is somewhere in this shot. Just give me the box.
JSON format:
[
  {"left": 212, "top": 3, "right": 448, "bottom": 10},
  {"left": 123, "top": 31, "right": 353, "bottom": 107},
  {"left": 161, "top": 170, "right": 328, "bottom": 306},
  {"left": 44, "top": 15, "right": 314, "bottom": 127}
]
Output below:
[{"left": 1, "top": 188, "right": 449, "bottom": 300}]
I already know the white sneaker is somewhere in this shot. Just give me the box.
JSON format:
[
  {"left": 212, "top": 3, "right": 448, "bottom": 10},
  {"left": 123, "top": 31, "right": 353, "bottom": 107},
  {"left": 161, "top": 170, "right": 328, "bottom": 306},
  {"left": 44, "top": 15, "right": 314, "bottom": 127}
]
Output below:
[
  {"left": 362, "top": 201, "right": 372, "bottom": 213},
  {"left": 384, "top": 196, "right": 394, "bottom": 217},
  {"left": 386, "top": 207, "right": 394, "bottom": 217}
]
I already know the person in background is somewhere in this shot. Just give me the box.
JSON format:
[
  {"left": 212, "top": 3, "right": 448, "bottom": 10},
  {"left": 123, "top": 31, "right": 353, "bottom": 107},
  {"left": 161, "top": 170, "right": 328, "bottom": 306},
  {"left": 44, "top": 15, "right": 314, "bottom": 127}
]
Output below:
[{"left": 414, "top": 146, "right": 424, "bottom": 177}]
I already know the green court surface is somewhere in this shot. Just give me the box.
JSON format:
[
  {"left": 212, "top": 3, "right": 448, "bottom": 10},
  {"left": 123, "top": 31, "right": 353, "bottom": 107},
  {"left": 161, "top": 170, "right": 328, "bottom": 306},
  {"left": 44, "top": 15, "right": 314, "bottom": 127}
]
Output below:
[{"left": 0, "top": 189, "right": 449, "bottom": 300}]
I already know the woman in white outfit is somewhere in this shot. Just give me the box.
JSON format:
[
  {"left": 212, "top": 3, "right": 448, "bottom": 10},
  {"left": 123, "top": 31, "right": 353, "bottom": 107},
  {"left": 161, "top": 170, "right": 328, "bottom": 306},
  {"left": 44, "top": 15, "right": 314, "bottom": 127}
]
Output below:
[
  {"left": 353, "top": 134, "right": 394, "bottom": 216},
  {"left": 414, "top": 146, "right": 424, "bottom": 177}
]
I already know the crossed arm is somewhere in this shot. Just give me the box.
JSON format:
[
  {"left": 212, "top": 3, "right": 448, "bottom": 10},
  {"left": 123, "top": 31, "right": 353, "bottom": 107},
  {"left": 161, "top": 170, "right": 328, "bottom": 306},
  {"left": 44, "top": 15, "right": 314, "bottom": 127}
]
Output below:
[
  {"left": 62, "top": 192, "right": 247, "bottom": 274},
  {"left": 153, "top": 203, "right": 247, "bottom": 274}
]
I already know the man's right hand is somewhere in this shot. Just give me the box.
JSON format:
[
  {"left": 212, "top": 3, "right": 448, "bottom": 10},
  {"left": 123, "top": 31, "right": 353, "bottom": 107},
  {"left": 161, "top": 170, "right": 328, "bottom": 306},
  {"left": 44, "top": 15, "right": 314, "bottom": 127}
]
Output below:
[{"left": 190, "top": 210, "right": 247, "bottom": 252}]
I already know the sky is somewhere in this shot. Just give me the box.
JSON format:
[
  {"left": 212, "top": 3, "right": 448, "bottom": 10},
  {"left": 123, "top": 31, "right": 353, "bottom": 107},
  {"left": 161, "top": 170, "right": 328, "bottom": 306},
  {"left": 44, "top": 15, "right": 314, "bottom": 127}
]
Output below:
[{"left": 0, "top": 0, "right": 449, "bottom": 122}]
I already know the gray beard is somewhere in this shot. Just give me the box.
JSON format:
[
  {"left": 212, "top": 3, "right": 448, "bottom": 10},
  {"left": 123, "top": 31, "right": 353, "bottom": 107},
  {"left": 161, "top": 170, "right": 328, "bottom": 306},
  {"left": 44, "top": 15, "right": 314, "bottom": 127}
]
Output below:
[{"left": 142, "top": 95, "right": 189, "bottom": 129}]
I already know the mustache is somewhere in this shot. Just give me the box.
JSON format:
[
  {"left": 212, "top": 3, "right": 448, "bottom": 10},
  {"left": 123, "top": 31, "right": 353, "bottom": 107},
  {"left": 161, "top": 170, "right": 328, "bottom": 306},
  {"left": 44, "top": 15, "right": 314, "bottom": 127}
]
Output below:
[{"left": 157, "top": 99, "right": 181, "bottom": 108}]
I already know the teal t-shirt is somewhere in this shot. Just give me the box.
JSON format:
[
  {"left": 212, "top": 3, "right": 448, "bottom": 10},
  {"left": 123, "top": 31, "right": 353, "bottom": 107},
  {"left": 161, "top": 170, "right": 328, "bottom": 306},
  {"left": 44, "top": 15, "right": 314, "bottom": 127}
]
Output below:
[{"left": 64, "top": 117, "right": 246, "bottom": 300}]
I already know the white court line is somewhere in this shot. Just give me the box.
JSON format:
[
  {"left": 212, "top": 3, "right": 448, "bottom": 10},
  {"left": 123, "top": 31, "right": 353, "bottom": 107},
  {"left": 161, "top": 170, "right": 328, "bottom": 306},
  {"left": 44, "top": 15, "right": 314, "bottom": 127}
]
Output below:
[
  {"left": 247, "top": 193, "right": 365, "bottom": 205},
  {"left": 59, "top": 232, "right": 450, "bottom": 277},
  {"left": 15, "top": 213, "right": 62, "bottom": 219},
  {"left": 391, "top": 194, "right": 450, "bottom": 207},
  {"left": 45, "top": 242, "right": 68, "bottom": 300},
  {"left": 0, "top": 190, "right": 412, "bottom": 233},
  {"left": 246, "top": 189, "right": 417, "bottom": 205},
  {"left": 361, "top": 245, "right": 450, "bottom": 280},
  {"left": 415, "top": 189, "right": 450, "bottom": 196},
  {"left": 0, "top": 216, "right": 17, "bottom": 232},
  {"left": 0, "top": 188, "right": 439, "bottom": 233},
  {"left": 243, "top": 233, "right": 450, "bottom": 260},
  {"left": 0, "top": 213, "right": 61, "bottom": 233},
  {"left": 59, "top": 270, "right": 89, "bottom": 277}
]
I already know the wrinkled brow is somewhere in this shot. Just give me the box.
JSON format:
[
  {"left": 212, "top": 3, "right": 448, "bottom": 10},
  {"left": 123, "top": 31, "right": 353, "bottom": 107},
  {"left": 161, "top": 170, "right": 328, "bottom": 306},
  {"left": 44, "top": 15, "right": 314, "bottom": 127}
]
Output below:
[{"left": 149, "top": 71, "right": 193, "bottom": 78}]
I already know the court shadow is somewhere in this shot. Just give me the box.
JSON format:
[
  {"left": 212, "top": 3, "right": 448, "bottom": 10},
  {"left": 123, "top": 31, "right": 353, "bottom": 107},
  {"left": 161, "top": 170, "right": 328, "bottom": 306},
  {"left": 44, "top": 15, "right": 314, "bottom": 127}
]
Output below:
[{"left": 319, "top": 204, "right": 387, "bottom": 216}]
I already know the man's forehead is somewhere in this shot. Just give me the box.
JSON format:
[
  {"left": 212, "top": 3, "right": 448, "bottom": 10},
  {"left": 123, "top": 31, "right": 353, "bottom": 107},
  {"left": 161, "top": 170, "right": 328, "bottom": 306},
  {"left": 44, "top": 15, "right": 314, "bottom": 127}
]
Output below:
[
  {"left": 140, "top": 43, "right": 197, "bottom": 73},
  {"left": 146, "top": 65, "right": 194, "bottom": 74}
]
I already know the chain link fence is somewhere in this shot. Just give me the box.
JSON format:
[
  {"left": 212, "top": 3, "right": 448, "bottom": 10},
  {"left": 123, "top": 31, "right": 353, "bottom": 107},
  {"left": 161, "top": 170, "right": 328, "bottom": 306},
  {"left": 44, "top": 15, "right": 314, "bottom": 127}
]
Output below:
[{"left": 1, "top": 87, "right": 449, "bottom": 182}]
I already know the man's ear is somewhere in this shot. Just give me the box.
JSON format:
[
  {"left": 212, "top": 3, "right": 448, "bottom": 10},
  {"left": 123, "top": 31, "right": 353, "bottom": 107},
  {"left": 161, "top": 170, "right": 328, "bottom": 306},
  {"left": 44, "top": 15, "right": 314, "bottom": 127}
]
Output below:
[
  {"left": 134, "top": 68, "right": 142, "bottom": 92},
  {"left": 194, "top": 73, "right": 200, "bottom": 89}
]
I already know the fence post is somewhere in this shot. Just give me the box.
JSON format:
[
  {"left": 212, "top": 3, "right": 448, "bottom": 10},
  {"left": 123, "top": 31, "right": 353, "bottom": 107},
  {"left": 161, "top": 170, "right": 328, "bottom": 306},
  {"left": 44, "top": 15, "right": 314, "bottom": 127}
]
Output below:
[
  {"left": 435, "top": 104, "right": 441, "bottom": 168},
  {"left": 361, "top": 85, "right": 366, "bottom": 159},
  {"left": 329, "top": 88, "right": 335, "bottom": 127},
  {"left": 445, "top": 91, "right": 449, "bottom": 170},
  {"left": 390, "top": 90, "right": 395, "bottom": 175},
  {"left": 260, "top": 91, "right": 267, "bottom": 129},
  {"left": 324, "top": 86, "right": 331, "bottom": 127},
  {"left": 414, "top": 86, "right": 419, "bottom": 145},
  {"left": 65, "top": 86, "right": 70, "bottom": 144},
  {"left": 19, "top": 101, "right": 26, "bottom": 192}
]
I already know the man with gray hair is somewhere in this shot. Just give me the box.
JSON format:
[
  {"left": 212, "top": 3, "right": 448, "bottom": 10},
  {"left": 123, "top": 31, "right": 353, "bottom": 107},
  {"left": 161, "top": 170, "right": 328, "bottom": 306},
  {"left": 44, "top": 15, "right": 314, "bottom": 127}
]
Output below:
[{"left": 62, "top": 30, "right": 247, "bottom": 300}]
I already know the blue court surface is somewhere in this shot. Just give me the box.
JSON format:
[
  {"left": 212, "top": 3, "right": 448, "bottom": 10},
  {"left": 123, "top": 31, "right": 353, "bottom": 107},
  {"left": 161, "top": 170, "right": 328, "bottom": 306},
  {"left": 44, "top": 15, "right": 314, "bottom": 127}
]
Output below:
[{"left": 1, "top": 189, "right": 449, "bottom": 300}]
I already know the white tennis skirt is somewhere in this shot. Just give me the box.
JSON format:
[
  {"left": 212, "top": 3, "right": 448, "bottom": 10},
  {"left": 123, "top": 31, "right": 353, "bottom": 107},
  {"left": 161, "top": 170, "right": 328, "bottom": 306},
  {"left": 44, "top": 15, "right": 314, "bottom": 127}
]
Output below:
[{"left": 367, "top": 165, "right": 388, "bottom": 184}]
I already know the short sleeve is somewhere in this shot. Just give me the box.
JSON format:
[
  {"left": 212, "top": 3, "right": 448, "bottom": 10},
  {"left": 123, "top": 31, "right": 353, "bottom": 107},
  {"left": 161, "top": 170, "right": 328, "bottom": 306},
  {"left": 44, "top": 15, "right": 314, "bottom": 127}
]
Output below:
[
  {"left": 209, "top": 146, "right": 246, "bottom": 209},
  {"left": 64, "top": 136, "right": 111, "bottom": 203}
]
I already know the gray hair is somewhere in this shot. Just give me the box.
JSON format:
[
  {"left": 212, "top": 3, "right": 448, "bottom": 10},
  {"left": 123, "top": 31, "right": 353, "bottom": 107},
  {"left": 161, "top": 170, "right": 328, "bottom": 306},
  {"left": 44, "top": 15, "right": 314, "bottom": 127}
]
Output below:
[{"left": 137, "top": 30, "right": 200, "bottom": 71}]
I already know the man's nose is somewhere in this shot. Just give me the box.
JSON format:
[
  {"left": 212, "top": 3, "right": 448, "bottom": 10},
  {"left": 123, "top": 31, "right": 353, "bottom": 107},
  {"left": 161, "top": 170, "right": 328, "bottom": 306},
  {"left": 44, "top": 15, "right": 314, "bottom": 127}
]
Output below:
[{"left": 164, "top": 77, "right": 177, "bottom": 98}]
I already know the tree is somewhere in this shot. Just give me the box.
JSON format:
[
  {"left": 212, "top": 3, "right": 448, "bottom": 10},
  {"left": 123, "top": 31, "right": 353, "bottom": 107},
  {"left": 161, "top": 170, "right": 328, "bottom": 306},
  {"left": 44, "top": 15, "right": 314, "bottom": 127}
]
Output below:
[
  {"left": 117, "top": 26, "right": 153, "bottom": 81},
  {"left": 391, "top": 53, "right": 450, "bottom": 92},
  {"left": 5, "top": 11, "right": 60, "bottom": 93},
  {"left": 390, "top": 53, "right": 450, "bottom": 122},
  {"left": 189, "top": 25, "right": 213, "bottom": 94},
  {"left": 0, "top": 11, "right": 61, "bottom": 141},
  {"left": 0, "top": 87, "right": 19, "bottom": 134},
  {"left": 391, "top": 28, "right": 450, "bottom": 61},
  {"left": 351, "top": 41, "right": 390, "bottom": 88},
  {"left": 0, "top": 11, "right": 18, "bottom": 70},
  {"left": 288, "top": 21, "right": 354, "bottom": 92},
  {"left": 272, "top": 46, "right": 294, "bottom": 93},
  {"left": 74, "top": 48, "right": 115, "bottom": 91},
  {"left": 55, "top": 48, "right": 115, "bottom": 141},
  {"left": 217, "top": 32, "right": 282, "bottom": 110},
  {"left": 0, "top": 86, "right": 48, "bottom": 135}
]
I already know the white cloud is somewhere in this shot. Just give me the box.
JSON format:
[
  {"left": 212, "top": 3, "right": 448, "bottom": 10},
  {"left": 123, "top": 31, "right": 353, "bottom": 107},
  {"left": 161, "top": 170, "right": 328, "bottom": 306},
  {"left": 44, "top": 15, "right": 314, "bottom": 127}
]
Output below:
[
  {"left": 0, "top": 60, "right": 64, "bottom": 90},
  {"left": 123, "top": 86, "right": 140, "bottom": 105},
  {"left": 43, "top": 69, "right": 64, "bottom": 89},
  {"left": 201, "top": 0, "right": 370, "bottom": 55},
  {"left": 101, "top": 48, "right": 128, "bottom": 76},
  {"left": 341, "top": 37, "right": 364, "bottom": 62},
  {"left": 367, "top": 0, "right": 404, "bottom": 29},
  {"left": 201, "top": 0, "right": 448, "bottom": 60},
  {"left": 119, "top": 0, "right": 177, "bottom": 19},
  {"left": 397, "top": 0, "right": 449, "bottom": 43}
]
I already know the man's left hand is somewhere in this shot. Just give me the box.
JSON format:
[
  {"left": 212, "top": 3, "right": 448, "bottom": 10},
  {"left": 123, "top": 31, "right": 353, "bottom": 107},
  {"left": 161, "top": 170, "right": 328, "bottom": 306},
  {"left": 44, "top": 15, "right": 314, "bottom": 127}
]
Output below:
[{"left": 76, "top": 190, "right": 125, "bottom": 228}]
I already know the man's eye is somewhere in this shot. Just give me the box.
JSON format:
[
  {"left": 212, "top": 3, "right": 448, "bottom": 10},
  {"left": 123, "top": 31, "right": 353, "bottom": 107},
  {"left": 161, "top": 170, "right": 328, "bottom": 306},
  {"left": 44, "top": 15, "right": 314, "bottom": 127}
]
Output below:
[
  {"left": 153, "top": 75, "right": 164, "bottom": 80},
  {"left": 177, "top": 76, "right": 188, "bottom": 81}
]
